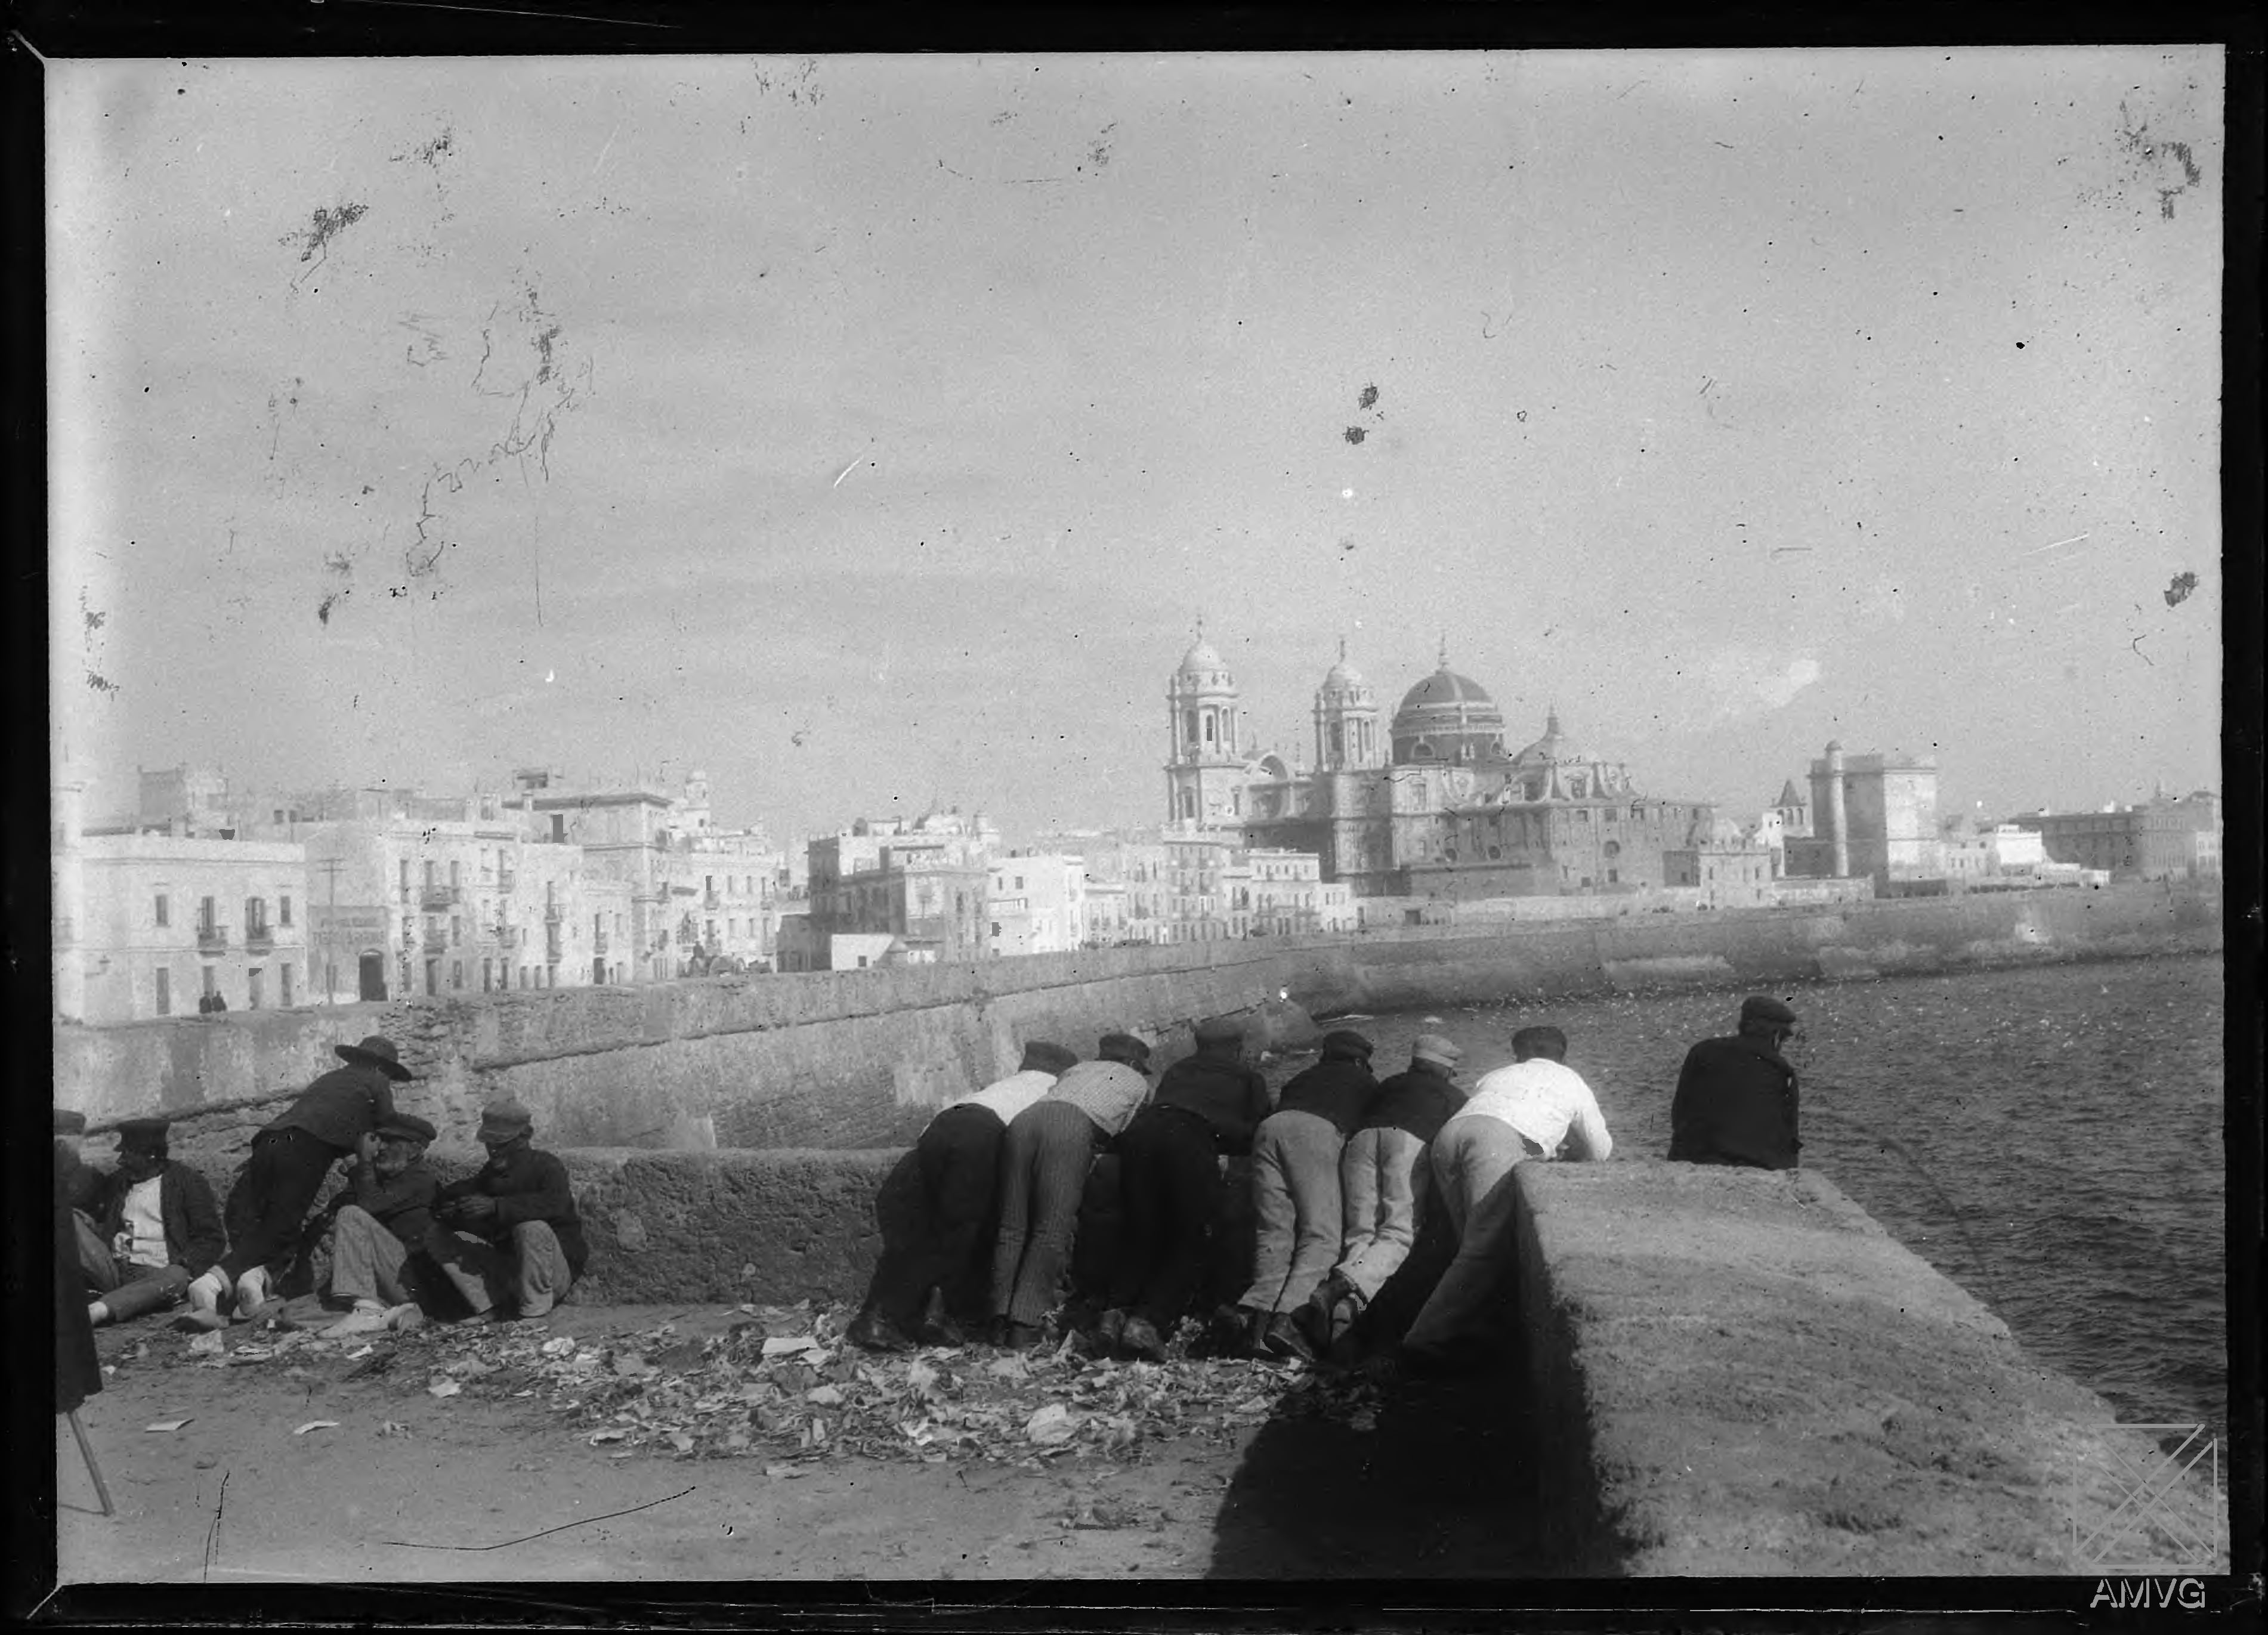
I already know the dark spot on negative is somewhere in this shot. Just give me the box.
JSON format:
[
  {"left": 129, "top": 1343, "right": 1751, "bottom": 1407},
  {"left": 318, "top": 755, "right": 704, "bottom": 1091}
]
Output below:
[
  {"left": 1344, "top": 426, "right": 1367, "bottom": 445},
  {"left": 2163, "top": 571, "right": 2198, "bottom": 608},
  {"left": 1358, "top": 384, "right": 1379, "bottom": 412}
]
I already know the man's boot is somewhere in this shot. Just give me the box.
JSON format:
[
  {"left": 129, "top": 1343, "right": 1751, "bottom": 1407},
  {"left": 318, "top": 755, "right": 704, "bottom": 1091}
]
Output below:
[{"left": 1265, "top": 1310, "right": 1317, "bottom": 1363}]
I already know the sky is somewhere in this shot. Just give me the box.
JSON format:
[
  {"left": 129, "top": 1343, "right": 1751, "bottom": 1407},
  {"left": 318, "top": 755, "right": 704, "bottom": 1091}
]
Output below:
[{"left": 48, "top": 48, "right": 2225, "bottom": 845}]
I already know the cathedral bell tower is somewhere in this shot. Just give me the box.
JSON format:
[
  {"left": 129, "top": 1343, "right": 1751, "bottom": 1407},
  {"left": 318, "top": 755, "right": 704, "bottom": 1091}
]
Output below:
[
  {"left": 1312, "top": 639, "right": 1383, "bottom": 771},
  {"left": 1165, "top": 622, "right": 1250, "bottom": 828}
]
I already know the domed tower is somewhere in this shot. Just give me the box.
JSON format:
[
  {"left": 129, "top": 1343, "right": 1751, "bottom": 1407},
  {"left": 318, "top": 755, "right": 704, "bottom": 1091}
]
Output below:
[
  {"left": 1312, "top": 639, "right": 1383, "bottom": 771},
  {"left": 1164, "top": 622, "right": 1252, "bottom": 827},
  {"left": 1389, "top": 642, "right": 1509, "bottom": 766}
]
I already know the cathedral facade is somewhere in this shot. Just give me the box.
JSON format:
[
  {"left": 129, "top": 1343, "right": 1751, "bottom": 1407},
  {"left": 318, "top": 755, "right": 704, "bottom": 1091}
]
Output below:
[{"left": 1164, "top": 634, "right": 1714, "bottom": 900}]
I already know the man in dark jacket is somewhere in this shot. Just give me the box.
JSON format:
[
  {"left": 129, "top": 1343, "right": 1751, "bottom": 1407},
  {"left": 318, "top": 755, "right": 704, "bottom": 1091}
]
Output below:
[
  {"left": 83, "top": 1118, "right": 227, "bottom": 1327},
  {"left": 1668, "top": 996, "right": 1803, "bottom": 1169},
  {"left": 318, "top": 1113, "right": 443, "bottom": 1337},
  {"left": 424, "top": 1099, "right": 588, "bottom": 1321},
  {"left": 1303, "top": 1033, "right": 1466, "bottom": 1356},
  {"left": 1102, "top": 1015, "right": 1274, "bottom": 1361},
  {"left": 214, "top": 1034, "right": 413, "bottom": 1318},
  {"left": 1239, "top": 1028, "right": 1381, "bottom": 1359},
  {"left": 55, "top": 1123, "right": 103, "bottom": 1415}
]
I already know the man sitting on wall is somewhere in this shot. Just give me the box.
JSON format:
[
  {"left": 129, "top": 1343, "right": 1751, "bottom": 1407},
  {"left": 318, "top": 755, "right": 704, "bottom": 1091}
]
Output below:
[
  {"left": 422, "top": 1099, "right": 588, "bottom": 1322},
  {"left": 316, "top": 1114, "right": 443, "bottom": 1339},
  {"left": 80, "top": 1118, "right": 228, "bottom": 1330},
  {"left": 988, "top": 1032, "right": 1154, "bottom": 1351},
  {"left": 1667, "top": 996, "right": 1803, "bottom": 1170},
  {"left": 1399, "top": 1024, "right": 1612, "bottom": 1372},
  {"left": 850, "top": 1040, "right": 1083, "bottom": 1352}
]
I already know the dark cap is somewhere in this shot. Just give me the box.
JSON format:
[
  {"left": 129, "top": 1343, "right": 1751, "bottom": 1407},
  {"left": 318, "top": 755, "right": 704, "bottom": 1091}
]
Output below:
[
  {"left": 1193, "top": 1015, "right": 1246, "bottom": 1044},
  {"left": 1099, "top": 1032, "right": 1152, "bottom": 1070},
  {"left": 1019, "top": 1041, "right": 1079, "bottom": 1075},
  {"left": 477, "top": 1099, "right": 534, "bottom": 1142},
  {"left": 1739, "top": 995, "right": 1799, "bottom": 1027},
  {"left": 377, "top": 1113, "right": 438, "bottom": 1144},
  {"left": 1320, "top": 1029, "right": 1376, "bottom": 1059},
  {"left": 1411, "top": 1034, "right": 1464, "bottom": 1068},
  {"left": 54, "top": 1108, "right": 88, "bottom": 1136},
  {"left": 336, "top": 1034, "right": 416, "bottom": 1081},
  {"left": 116, "top": 1117, "right": 171, "bottom": 1152}
]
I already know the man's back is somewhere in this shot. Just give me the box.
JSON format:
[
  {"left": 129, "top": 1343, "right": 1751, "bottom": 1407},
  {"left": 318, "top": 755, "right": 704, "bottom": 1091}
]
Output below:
[
  {"left": 1667, "top": 1033, "right": 1799, "bottom": 1169},
  {"left": 1451, "top": 1058, "right": 1612, "bottom": 1161}
]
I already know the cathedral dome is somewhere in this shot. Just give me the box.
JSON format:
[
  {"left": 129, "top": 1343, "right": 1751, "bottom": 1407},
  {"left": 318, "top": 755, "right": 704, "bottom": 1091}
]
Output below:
[{"left": 1389, "top": 662, "right": 1509, "bottom": 765}]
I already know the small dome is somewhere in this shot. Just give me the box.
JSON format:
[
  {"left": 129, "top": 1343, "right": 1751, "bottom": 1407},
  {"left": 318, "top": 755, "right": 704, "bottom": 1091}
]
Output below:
[
  {"left": 1322, "top": 657, "right": 1365, "bottom": 691},
  {"left": 1179, "top": 639, "right": 1226, "bottom": 676},
  {"left": 1510, "top": 708, "right": 1578, "bottom": 768}
]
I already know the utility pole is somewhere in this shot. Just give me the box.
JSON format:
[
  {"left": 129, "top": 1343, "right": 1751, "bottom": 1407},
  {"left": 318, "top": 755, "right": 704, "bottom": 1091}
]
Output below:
[{"left": 313, "top": 857, "right": 346, "bottom": 1005}]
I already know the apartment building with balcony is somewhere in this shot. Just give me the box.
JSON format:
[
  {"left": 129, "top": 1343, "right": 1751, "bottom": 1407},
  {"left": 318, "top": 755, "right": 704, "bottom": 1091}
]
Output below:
[
  {"left": 806, "top": 809, "right": 997, "bottom": 967},
  {"left": 987, "top": 852, "right": 1089, "bottom": 957}
]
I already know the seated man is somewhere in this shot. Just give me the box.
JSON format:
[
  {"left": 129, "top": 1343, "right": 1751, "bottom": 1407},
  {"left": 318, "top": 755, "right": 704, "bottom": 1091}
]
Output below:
[
  {"left": 1400, "top": 1024, "right": 1611, "bottom": 1371},
  {"left": 423, "top": 1099, "right": 588, "bottom": 1322},
  {"left": 82, "top": 1118, "right": 227, "bottom": 1328},
  {"left": 851, "top": 1040, "right": 1082, "bottom": 1352},
  {"left": 320, "top": 1113, "right": 443, "bottom": 1338}
]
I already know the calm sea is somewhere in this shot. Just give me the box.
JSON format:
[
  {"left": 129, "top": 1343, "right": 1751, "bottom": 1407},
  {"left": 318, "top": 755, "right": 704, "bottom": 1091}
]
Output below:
[{"left": 1316, "top": 953, "right": 2228, "bottom": 1439}]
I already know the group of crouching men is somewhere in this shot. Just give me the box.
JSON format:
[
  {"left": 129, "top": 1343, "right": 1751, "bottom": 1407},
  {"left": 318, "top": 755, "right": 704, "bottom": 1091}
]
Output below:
[
  {"left": 56, "top": 1034, "right": 589, "bottom": 1340},
  {"left": 848, "top": 1013, "right": 1622, "bottom": 1375}
]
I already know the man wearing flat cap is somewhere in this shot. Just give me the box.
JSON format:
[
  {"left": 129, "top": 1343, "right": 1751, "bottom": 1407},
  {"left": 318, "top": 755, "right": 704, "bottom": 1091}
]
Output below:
[
  {"left": 988, "top": 1031, "right": 1154, "bottom": 1350},
  {"left": 424, "top": 1099, "right": 588, "bottom": 1321},
  {"left": 1309, "top": 1033, "right": 1468, "bottom": 1358},
  {"left": 81, "top": 1117, "right": 227, "bottom": 1328},
  {"left": 316, "top": 1113, "right": 443, "bottom": 1338},
  {"left": 212, "top": 1034, "right": 415, "bottom": 1319},
  {"left": 1668, "top": 996, "right": 1803, "bottom": 1170},
  {"left": 1102, "top": 1015, "right": 1274, "bottom": 1361},
  {"left": 1237, "top": 1027, "right": 1382, "bottom": 1361}
]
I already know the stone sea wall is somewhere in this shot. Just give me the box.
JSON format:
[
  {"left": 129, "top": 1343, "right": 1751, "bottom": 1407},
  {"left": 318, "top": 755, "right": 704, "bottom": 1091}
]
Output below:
[{"left": 55, "top": 882, "right": 2219, "bottom": 1157}]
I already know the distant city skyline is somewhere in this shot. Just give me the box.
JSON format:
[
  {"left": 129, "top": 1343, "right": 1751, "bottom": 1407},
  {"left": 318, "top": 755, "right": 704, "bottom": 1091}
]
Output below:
[{"left": 50, "top": 50, "right": 2223, "bottom": 846}]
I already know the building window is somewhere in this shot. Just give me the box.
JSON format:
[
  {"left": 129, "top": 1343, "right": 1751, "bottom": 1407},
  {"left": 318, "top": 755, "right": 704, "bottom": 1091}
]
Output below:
[
  {"left": 279, "top": 894, "right": 293, "bottom": 926},
  {"left": 450, "top": 916, "right": 462, "bottom": 946},
  {"left": 200, "top": 896, "right": 218, "bottom": 935},
  {"left": 280, "top": 963, "right": 295, "bottom": 1006},
  {"left": 399, "top": 860, "right": 411, "bottom": 902},
  {"left": 155, "top": 892, "right": 170, "bottom": 928},
  {"left": 155, "top": 967, "right": 171, "bottom": 1015},
  {"left": 452, "top": 960, "right": 464, "bottom": 990},
  {"left": 247, "top": 968, "right": 264, "bottom": 1010},
  {"left": 202, "top": 966, "right": 218, "bottom": 997}
]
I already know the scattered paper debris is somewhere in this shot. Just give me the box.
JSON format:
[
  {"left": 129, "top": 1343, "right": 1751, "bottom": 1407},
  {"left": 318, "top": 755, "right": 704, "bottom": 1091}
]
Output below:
[
  {"left": 376, "top": 1421, "right": 412, "bottom": 1437},
  {"left": 144, "top": 1418, "right": 193, "bottom": 1433},
  {"left": 427, "top": 1379, "right": 462, "bottom": 1399},
  {"left": 541, "top": 1336, "right": 576, "bottom": 1357},
  {"left": 1025, "top": 1403, "right": 1080, "bottom": 1445},
  {"left": 293, "top": 1420, "right": 341, "bottom": 1436},
  {"left": 186, "top": 1331, "right": 225, "bottom": 1356},
  {"left": 347, "top": 1345, "right": 376, "bottom": 1360},
  {"left": 761, "top": 1336, "right": 821, "bottom": 1357},
  {"left": 805, "top": 1384, "right": 843, "bottom": 1407}
]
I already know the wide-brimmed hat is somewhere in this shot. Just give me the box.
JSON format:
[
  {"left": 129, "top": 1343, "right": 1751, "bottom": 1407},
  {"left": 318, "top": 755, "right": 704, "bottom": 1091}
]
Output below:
[
  {"left": 116, "top": 1116, "right": 171, "bottom": 1153},
  {"left": 376, "top": 1113, "right": 438, "bottom": 1145},
  {"left": 1194, "top": 1015, "right": 1246, "bottom": 1045},
  {"left": 1320, "top": 1029, "right": 1376, "bottom": 1059},
  {"left": 477, "top": 1098, "right": 534, "bottom": 1143},
  {"left": 1739, "top": 995, "right": 1799, "bottom": 1028},
  {"left": 1411, "top": 1034, "right": 1464, "bottom": 1068},
  {"left": 336, "top": 1035, "right": 415, "bottom": 1081}
]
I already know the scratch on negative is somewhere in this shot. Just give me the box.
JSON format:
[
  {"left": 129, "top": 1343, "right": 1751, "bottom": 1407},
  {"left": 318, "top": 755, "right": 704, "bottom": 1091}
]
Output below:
[{"left": 831, "top": 457, "right": 867, "bottom": 490}]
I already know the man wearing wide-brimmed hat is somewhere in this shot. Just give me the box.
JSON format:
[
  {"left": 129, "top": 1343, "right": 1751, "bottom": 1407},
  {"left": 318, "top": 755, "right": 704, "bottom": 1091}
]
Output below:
[
  {"left": 424, "top": 1099, "right": 588, "bottom": 1321},
  {"left": 316, "top": 1112, "right": 443, "bottom": 1339},
  {"left": 82, "top": 1117, "right": 227, "bottom": 1328},
  {"left": 207, "top": 1034, "right": 415, "bottom": 1320},
  {"left": 1668, "top": 995, "right": 1803, "bottom": 1170}
]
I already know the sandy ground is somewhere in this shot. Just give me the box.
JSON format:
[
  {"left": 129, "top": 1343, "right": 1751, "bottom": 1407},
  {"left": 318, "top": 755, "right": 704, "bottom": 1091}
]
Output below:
[{"left": 55, "top": 1304, "right": 1555, "bottom": 1584}]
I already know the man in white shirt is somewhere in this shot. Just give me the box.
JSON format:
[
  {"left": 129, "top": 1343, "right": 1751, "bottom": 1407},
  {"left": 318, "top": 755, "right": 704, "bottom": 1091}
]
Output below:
[
  {"left": 850, "top": 1040, "right": 1080, "bottom": 1351},
  {"left": 1401, "top": 1025, "right": 1611, "bottom": 1368},
  {"left": 988, "top": 1032, "right": 1154, "bottom": 1350}
]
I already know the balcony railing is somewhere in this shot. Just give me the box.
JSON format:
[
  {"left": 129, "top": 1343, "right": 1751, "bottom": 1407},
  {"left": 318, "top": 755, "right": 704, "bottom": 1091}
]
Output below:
[
  {"left": 399, "top": 922, "right": 418, "bottom": 949},
  {"left": 492, "top": 923, "right": 519, "bottom": 947},
  {"left": 196, "top": 923, "right": 228, "bottom": 952},
  {"left": 703, "top": 889, "right": 722, "bottom": 910},
  {"left": 496, "top": 866, "right": 517, "bottom": 891},
  {"left": 592, "top": 931, "right": 610, "bottom": 955},
  {"left": 244, "top": 923, "right": 275, "bottom": 952},
  {"left": 421, "top": 885, "right": 462, "bottom": 910}
]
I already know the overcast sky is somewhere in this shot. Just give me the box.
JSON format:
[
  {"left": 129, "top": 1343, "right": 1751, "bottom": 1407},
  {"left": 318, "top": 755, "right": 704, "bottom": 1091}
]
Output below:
[{"left": 48, "top": 48, "right": 2223, "bottom": 843}]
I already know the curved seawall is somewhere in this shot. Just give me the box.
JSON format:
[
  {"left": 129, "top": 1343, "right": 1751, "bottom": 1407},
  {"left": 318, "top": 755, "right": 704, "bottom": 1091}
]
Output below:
[{"left": 55, "top": 882, "right": 2218, "bottom": 1154}]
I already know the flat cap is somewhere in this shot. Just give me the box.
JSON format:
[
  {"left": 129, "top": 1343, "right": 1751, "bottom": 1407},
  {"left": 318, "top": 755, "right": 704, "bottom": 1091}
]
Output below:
[
  {"left": 54, "top": 1108, "right": 88, "bottom": 1135},
  {"left": 1099, "top": 1031, "right": 1153, "bottom": 1067},
  {"left": 1320, "top": 1029, "right": 1376, "bottom": 1059},
  {"left": 477, "top": 1098, "right": 534, "bottom": 1141},
  {"left": 1020, "top": 1040, "right": 1080, "bottom": 1075},
  {"left": 1411, "top": 1034, "right": 1464, "bottom": 1068},
  {"left": 1739, "top": 995, "right": 1799, "bottom": 1027},
  {"left": 377, "top": 1113, "right": 438, "bottom": 1144},
  {"left": 1194, "top": 1015, "right": 1246, "bottom": 1044}
]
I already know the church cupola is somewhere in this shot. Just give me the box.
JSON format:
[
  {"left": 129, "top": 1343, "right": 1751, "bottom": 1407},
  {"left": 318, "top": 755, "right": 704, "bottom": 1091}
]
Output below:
[{"left": 1312, "top": 638, "right": 1383, "bottom": 770}]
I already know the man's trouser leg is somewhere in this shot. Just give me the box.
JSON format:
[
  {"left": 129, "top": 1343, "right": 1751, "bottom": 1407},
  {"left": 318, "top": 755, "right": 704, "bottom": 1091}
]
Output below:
[
  {"left": 1105, "top": 1113, "right": 1166, "bottom": 1313},
  {"left": 1272, "top": 1110, "right": 1346, "bottom": 1315},
  {"left": 98, "top": 1263, "right": 191, "bottom": 1322},
  {"left": 1133, "top": 1111, "right": 1220, "bottom": 1333},
  {"left": 1239, "top": 1115, "right": 1298, "bottom": 1311},
  {"left": 424, "top": 1226, "right": 513, "bottom": 1316},
  {"left": 1338, "top": 1127, "right": 1428, "bottom": 1303},
  {"left": 1401, "top": 1119, "right": 1527, "bottom": 1356},
  {"left": 509, "top": 1222, "right": 572, "bottom": 1316},
  {"left": 218, "top": 1129, "right": 344, "bottom": 1282},
  {"left": 886, "top": 1108, "right": 1002, "bottom": 1329},
  {"left": 988, "top": 1113, "right": 1042, "bottom": 1320},
  {"left": 1003, "top": 1102, "right": 1096, "bottom": 1328},
  {"left": 328, "top": 1206, "right": 412, "bottom": 1306},
  {"left": 73, "top": 1213, "right": 119, "bottom": 1294}
]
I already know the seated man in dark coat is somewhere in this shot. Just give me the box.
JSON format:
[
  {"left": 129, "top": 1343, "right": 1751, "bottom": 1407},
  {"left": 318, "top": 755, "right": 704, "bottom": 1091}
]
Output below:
[
  {"left": 1667, "top": 995, "right": 1803, "bottom": 1170},
  {"left": 424, "top": 1099, "right": 588, "bottom": 1321},
  {"left": 214, "top": 1034, "right": 415, "bottom": 1318},
  {"left": 82, "top": 1117, "right": 227, "bottom": 1328},
  {"left": 317, "top": 1113, "right": 443, "bottom": 1337}
]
